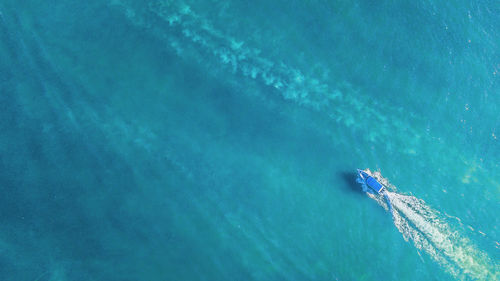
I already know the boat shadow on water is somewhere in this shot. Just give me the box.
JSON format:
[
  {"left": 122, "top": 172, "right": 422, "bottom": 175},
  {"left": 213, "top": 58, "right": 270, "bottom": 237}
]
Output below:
[{"left": 338, "top": 171, "right": 364, "bottom": 195}]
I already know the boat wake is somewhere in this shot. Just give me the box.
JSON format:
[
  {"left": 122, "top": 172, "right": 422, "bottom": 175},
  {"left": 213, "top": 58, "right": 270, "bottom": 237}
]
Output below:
[
  {"left": 366, "top": 172, "right": 497, "bottom": 280},
  {"left": 109, "top": 0, "right": 424, "bottom": 154}
]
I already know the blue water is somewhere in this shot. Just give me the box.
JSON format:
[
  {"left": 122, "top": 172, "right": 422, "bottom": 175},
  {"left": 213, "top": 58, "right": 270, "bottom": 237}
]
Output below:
[{"left": 1, "top": 0, "right": 499, "bottom": 280}]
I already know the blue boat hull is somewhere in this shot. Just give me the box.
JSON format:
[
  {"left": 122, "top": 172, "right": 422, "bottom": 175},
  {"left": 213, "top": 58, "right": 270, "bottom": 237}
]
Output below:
[{"left": 357, "top": 169, "right": 385, "bottom": 194}]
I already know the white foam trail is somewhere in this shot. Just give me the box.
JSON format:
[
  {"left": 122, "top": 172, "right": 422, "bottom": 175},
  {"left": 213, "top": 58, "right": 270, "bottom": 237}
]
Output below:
[{"left": 367, "top": 186, "right": 497, "bottom": 280}]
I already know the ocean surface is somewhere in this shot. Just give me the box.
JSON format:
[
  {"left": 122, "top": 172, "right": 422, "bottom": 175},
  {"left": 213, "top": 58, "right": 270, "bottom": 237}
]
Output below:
[{"left": 1, "top": 0, "right": 499, "bottom": 280}]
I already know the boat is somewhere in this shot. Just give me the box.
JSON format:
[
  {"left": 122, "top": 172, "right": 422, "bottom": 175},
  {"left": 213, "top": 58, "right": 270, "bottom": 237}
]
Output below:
[
  {"left": 357, "top": 168, "right": 393, "bottom": 211},
  {"left": 357, "top": 169, "right": 385, "bottom": 194}
]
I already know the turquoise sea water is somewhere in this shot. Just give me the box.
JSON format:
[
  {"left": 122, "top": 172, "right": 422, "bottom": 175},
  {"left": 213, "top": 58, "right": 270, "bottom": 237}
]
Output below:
[{"left": 1, "top": 0, "right": 499, "bottom": 280}]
